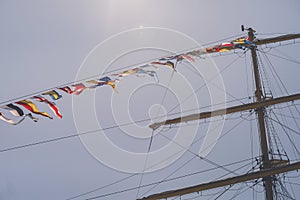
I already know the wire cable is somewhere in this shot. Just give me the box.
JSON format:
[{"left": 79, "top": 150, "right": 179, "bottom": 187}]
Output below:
[
  {"left": 268, "top": 114, "right": 300, "bottom": 136},
  {"left": 136, "top": 70, "right": 175, "bottom": 198},
  {"left": 64, "top": 113, "right": 251, "bottom": 200},
  {"left": 0, "top": 96, "right": 250, "bottom": 154},
  {"left": 267, "top": 114, "right": 300, "bottom": 157},
  {"left": 134, "top": 115, "right": 252, "bottom": 198},
  {"left": 138, "top": 115, "right": 251, "bottom": 198},
  {"left": 68, "top": 114, "right": 252, "bottom": 200},
  {"left": 80, "top": 158, "right": 256, "bottom": 200},
  {"left": 259, "top": 50, "right": 300, "bottom": 65},
  {"left": 164, "top": 52, "right": 246, "bottom": 118}
]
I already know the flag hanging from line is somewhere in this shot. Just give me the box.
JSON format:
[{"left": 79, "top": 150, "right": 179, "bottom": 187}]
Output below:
[
  {"left": 16, "top": 100, "right": 53, "bottom": 119},
  {"left": 0, "top": 112, "right": 38, "bottom": 125},
  {"left": 42, "top": 90, "right": 62, "bottom": 100},
  {"left": 0, "top": 112, "right": 23, "bottom": 125},
  {"left": 58, "top": 86, "right": 74, "bottom": 94},
  {"left": 31, "top": 96, "right": 62, "bottom": 119},
  {"left": 0, "top": 34, "right": 255, "bottom": 126},
  {"left": 86, "top": 76, "right": 118, "bottom": 92},
  {"left": 135, "top": 68, "right": 159, "bottom": 82},
  {"left": 151, "top": 60, "right": 176, "bottom": 71},
  {"left": 1, "top": 103, "right": 25, "bottom": 117},
  {"left": 71, "top": 83, "right": 87, "bottom": 95}
]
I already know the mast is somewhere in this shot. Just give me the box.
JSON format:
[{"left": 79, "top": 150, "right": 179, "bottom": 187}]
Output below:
[
  {"left": 140, "top": 28, "right": 300, "bottom": 200},
  {"left": 247, "top": 26, "right": 273, "bottom": 200}
]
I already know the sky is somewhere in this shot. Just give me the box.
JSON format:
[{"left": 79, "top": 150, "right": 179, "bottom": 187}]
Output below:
[{"left": 0, "top": 1, "right": 300, "bottom": 200}]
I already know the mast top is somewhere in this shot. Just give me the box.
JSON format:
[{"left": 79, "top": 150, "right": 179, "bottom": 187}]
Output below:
[{"left": 241, "top": 25, "right": 256, "bottom": 33}]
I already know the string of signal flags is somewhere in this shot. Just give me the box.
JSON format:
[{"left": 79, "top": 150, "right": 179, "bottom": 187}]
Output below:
[{"left": 0, "top": 35, "right": 254, "bottom": 125}]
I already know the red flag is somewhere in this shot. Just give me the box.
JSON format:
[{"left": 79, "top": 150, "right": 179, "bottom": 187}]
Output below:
[
  {"left": 72, "top": 83, "right": 87, "bottom": 95},
  {"left": 58, "top": 86, "right": 74, "bottom": 94},
  {"left": 16, "top": 100, "right": 53, "bottom": 119},
  {"left": 32, "top": 96, "right": 62, "bottom": 119}
]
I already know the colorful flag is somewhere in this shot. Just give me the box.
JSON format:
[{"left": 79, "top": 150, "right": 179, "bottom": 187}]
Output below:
[
  {"left": 42, "top": 90, "right": 62, "bottom": 100},
  {"left": 31, "top": 96, "right": 62, "bottom": 119},
  {"left": 179, "top": 54, "right": 195, "bottom": 62},
  {"left": 1, "top": 104, "right": 39, "bottom": 123},
  {"left": 86, "top": 76, "right": 118, "bottom": 92},
  {"left": 99, "top": 76, "right": 112, "bottom": 82},
  {"left": 0, "top": 112, "right": 38, "bottom": 125},
  {"left": 151, "top": 61, "right": 176, "bottom": 70},
  {"left": 86, "top": 80, "right": 102, "bottom": 88},
  {"left": 106, "top": 81, "right": 118, "bottom": 92},
  {"left": 86, "top": 80, "right": 103, "bottom": 88},
  {"left": 1, "top": 103, "right": 25, "bottom": 117},
  {"left": 135, "top": 68, "right": 159, "bottom": 82},
  {"left": 113, "top": 67, "right": 159, "bottom": 82},
  {"left": 71, "top": 83, "right": 87, "bottom": 95},
  {"left": 16, "top": 100, "right": 53, "bottom": 119},
  {"left": 206, "top": 45, "right": 219, "bottom": 53},
  {"left": 0, "top": 112, "right": 26, "bottom": 125},
  {"left": 243, "top": 37, "right": 254, "bottom": 45},
  {"left": 217, "top": 42, "right": 235, "bottom": 52},
  {"left": 58, "top": 84, "right": 90, "bottom": 95},
  {"left": 26, "top": 113, "right": 39, "bottom": 122},
  {"left": 231, "top": 36, "right": 254, "bottom": 49},
  {"left": 159, "top": 55, "right": 183, "bottom": 62},
  {"left": 58, "top": 86, "right": 73, "bottom": 94},
  {"left": 113, "top": 69, "right": 137, "bottom": 78}
]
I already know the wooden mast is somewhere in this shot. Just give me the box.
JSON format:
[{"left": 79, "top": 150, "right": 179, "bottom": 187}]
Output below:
[
  {"left": 247, "top": 27, "right": 273, "bottom": 200},
  {"left": 139, "top": 29, "right": 300, "bottom": 200}
]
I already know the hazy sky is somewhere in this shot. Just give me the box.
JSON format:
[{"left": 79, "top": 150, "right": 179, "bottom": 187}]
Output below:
[{"left": 0, "top": 1, "right": 300, "bottom": 200}]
